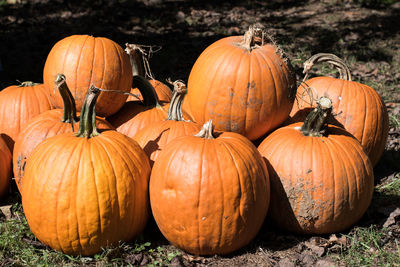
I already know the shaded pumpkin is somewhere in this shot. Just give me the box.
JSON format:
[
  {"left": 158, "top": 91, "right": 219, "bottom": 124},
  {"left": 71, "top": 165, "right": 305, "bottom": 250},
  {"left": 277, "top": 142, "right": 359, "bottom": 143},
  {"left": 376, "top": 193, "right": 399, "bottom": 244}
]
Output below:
[
  {"left": 128, "top": 79, "right": 172, "bottom": 103},
  {"left": 150, "top": 120, "right": 270, "bottom": 255},
  {"left": 13, "top": 74, "right": 113, "bottom": 192},
  {"left": 259, "top": 97, "right": 374, "bottom": 234},
  {"left": 184, "top": 24, "right": 296, "bottom": 140},
  {"left": 0, "top": 136, "right": 12, "bottom": 198},
  {"left": 133, "top": 81, "right": 201, "bottom": 167},
  {"left": 290, "top": 53, "right": 389, "bottom": 166},
  {"left": 43, "top": 35, "right": 132, "bottom": 117},
  {"left": 22, "top": 85, "right": 151, "bottom": 256},
  {"left": 0, "top": 82, "right": 52, "bottom": 152}
]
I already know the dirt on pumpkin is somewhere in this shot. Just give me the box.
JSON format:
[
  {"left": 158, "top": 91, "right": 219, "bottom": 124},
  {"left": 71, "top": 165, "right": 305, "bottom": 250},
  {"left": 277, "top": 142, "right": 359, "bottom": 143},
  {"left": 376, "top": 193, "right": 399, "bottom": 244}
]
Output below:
[{"left": 0, "top": 0, "right": 399, "bottom": 266}]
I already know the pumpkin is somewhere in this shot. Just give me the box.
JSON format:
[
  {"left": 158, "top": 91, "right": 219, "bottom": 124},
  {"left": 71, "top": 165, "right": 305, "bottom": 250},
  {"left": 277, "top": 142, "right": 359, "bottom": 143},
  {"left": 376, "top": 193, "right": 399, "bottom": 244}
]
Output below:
[
  {"left": 0, "top": 82, "right": 52, "bottom": 152},
  {"left": 184, "top": 24, "right": 296, "bottom": 140},
  {"left": 150, "top": 120, "right": 270, "bottom": 255},
  {"left": 0, "top": 136, "right": 11, "bottom": 198},
  {"left": 43, "top": 35, "right": 132, "bottom": 117},
  {"left": 290, "top": 53, "right": 389, "bottom": 166},
  {"left": 13, "top": 74, "right": 113, "bottom": 192},
  {"left": 258, "top": 97, "right": 374, "bottom": 234},
  {"left": 133, "top": 81, "right": 201, "bottom": 167},
  {"left": 22, "top": 85, "right": 151, "bottom": 256},
  {"left": 125, "top": 43, "right": 172, "bottom": 103}
]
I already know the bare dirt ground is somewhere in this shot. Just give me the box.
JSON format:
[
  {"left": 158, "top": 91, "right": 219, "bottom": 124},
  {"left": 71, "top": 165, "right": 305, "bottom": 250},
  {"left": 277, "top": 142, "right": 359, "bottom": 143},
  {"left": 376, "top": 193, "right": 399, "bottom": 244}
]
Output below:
[{"left": 0, "top": 0, "right": 399, "bottom": 266}]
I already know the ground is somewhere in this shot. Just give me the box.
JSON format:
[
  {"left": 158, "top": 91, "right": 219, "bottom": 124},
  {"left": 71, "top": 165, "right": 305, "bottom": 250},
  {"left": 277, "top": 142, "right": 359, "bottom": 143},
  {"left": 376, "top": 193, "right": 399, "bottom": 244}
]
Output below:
[{"left": 0, "top": 0, "right": 399, "bottom": 266}]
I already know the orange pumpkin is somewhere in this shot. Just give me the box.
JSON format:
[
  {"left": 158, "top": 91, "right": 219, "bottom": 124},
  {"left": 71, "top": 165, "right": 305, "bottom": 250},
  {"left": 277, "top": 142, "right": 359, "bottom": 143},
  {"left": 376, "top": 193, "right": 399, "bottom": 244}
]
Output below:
[
  {"left": 22, "top": 85, "right": 151, "bottom": 256},
  {"left": 128, "top": 79, "right": 172, "bottom": 103},
  {"left": 150, "top": 120, "right": 270, "bottom": 255},
  {"left": 13, "top": 74, "right": 113, "bottom": 192},
  {"left": 0, "top": 82, "right": 52, "bottom": 152},
  {"left": 259, "top": 97, "right": 374, "bottom": 234},
  {"left": 184, "top": 24, "right": 296, "bottom": 140},
  {"left": 0, "top": 136, "right": 11, "bottom": 198},
  {"left": 133, "top": 81, "right": 201, "bottom": 167},
  {"left": 43, "top": 35, "right": 132, "bottom": 117},
  {"left": 290, "top": 53, "right": 389, "bottom": 166}
]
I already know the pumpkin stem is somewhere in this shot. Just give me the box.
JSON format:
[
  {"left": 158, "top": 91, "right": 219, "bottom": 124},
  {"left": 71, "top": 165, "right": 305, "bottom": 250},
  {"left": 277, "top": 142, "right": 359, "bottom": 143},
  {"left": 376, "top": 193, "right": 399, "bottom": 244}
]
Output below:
[
  {"left": 241, "top": 24, "right": 267, "bottom": 51},
  {"left": 54, "top": 74, "right": 79, "bottom": 126},
  {"left": 302, "top": 53, "right": 352, "bottom": 82},
  {"left": 195, "top": 120, "right": 215, "bottom": 139},
  {"left": 166, "top": 80, "right": 187, "bottom": 121},
  {"left": 133, "top": 75, "right": 162, "bottom": 108},
  {"left": 301, "top": 96, "right": 333, "bottom": 137},
  {"left": 75, "top": 85, "right": 101, "bottom": 138},
  {"left": 18, "top": 81, "right": 40, "bottom": 87},
  {"left": 125, "top": 43, "right": 145, "bottom": 77},
  {"left": 125, "top": 43, "right": 162, "bottom": 80}
]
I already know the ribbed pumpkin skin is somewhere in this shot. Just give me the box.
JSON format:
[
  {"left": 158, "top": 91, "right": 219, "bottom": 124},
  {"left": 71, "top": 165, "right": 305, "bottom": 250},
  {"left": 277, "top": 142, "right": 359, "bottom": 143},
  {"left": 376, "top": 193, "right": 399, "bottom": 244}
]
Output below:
[
  {"left": 43, "top": 35, "right": 132, "bottom": 117},
  {"left": 13, "top": 109, "right": 113, "bottom": 192},
  {"left": 258, "top": 123, "right": 374, "bottom": 234},
  {"left": 0, "top": 84, "right": 52, "bottom": 152},
  {"left": 0, "top": 137, "right": 11, "bottom": 198},
  {"left": 290, "top": 77, "right": 389, "bottom": 166},
  {"left": 128, "top": 80, "right": 172, "bottom": 103},
  {"left": 133, "top": 121, "right": 201, "bottom": 167},
  {"left": 22, "top": 131, "right": 151, "bottom": 256},
  {"left": 150, "top": 132, "right": 270, "bottom": 255},
  {"left": 185, "top": 36, "right": 296, "bottom": 140}
]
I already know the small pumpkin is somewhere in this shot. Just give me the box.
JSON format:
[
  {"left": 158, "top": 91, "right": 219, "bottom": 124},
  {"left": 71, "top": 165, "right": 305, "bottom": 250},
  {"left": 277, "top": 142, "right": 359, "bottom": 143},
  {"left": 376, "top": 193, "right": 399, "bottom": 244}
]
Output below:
[
  {"left": 22, "top": 85, "right": 151, "bottom": 256},
  {"left": 125, "top": 43, "right": 172, "bottom": 103},
  {"left": 13, "top": 74, "right": 113, "bottom": 192},
  {"left": 0, "top": 82, "right": 52, "bottom": 152},
  {"left": 133, "top": 81, "right": 201, "bottom": 167},
  {"left": 0, "top": 136, "right": 11, "bottom": 198},
  {"left": 150, "top": 120, "right": 270, "bottom": 255},
  {"left": 258, "top": 97, "right": 374, "bottom": 234},
  {"left": 184, "top": 24, "right": 296, "bottom": 140},
  {"left": 290, "top": 53, "right": 389, "bottom": 166},
  {"left": 43, "top": 35, "right": 132, "bottom": 117}
]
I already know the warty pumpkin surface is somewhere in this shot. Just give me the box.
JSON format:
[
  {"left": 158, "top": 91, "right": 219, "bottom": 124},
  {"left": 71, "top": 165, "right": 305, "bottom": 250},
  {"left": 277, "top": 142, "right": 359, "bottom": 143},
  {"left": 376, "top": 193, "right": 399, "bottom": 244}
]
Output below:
[
  {"left": 259, "top": 97, "right": 374, "bottom": 234},
  {"left": 150, "top": 121, "right": 270, "bottom": 255},
  {"left": 43, "top": 35, "right": 132, "bottom": 117},
  {"left": 0, "top": 136, "right": 11, "bottom": 198},
  {"left": 0, "top": 82, "right": 52, "bottom": 152},
  {"left": 184, "top": 25, "right": 296, "bottom": 140},
  {"left": 290, "top": 53, "right": 389, "bottom": 166},
  {"left": 22, "top": 85, "right": 151, "bottom": 256}
]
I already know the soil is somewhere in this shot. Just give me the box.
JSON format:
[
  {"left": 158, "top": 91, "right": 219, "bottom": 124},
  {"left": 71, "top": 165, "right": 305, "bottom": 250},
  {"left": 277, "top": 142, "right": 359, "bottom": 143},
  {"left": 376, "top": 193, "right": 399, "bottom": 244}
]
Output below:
[{"left": 0, "top": 0, "right": 399, "bottom": 266}]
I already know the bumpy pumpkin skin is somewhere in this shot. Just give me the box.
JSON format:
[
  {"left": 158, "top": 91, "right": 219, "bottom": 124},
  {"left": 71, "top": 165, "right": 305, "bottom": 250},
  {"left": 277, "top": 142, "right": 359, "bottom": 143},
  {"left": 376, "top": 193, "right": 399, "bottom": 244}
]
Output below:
[
  {"left": 150, "top": 131, "right": 270, "bottom": 255},
  {"left": 258, "top": 122, "right": 374, "bottom": 234},
  {"left": 12, "top": 109, "right": 113, "bottom": 192},
  {"left": 0, "top": 136, "right": 11, "bottom": 198},
  {"left": 185, "top": 36, "right": 296, "bottom": 140},
  {"left": 22, "top": 131, "right": 150, "bottom": 256},
  {"left": 0, "top": 83, "right": 52, "bottom": 152},
  {"left": 128, "top": 80, "right": 172, "bottom": 103},
  {"left": 43, "top": 35, "right": 132, "bottom": 117},
  {"left": 291, "top": 77, "right": 389, "bottom": 166}
]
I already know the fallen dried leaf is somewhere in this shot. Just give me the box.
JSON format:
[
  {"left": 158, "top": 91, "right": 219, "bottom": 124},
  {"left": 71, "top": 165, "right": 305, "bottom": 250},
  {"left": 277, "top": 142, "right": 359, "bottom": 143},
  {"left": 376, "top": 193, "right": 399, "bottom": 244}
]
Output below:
[
  {"left": 383, "top": 208, "right": 400, "bottom": 228},
  {"left": 0, "top": 205, "right": 12, "bottom": 220}
]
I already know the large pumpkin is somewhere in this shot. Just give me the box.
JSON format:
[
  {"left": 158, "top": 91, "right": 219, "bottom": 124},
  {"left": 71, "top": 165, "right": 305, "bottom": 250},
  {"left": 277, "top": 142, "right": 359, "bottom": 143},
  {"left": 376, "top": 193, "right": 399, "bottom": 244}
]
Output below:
[
  {"left": 43, "top": 35, "right": 132, "bottom": 117},
  {"left": 22, "top": 85, "right": 151, "bottom": 256},
  {"left": 0, "top": 136, "right": 11, "bottom": 198},
  {"left": 259, "top": 97, "right": 374, "bottom": 234},
  {"left": 13, "top": 74, "right": 113, "bottom": 192},
  {"left": 184, "top": 24, "right": 296, "bottom": 140},
  {"left": 150, "top": 120, "right": 270, "bottom": 255},
  {"left": 133, "top": 81, "right": 201, "bottom": 167},
  {"left": 290, "top": 53, "right": 389, "bottom": 166},
  {"left": 0, "top": 82, "right": 52, "bottom": 152}
]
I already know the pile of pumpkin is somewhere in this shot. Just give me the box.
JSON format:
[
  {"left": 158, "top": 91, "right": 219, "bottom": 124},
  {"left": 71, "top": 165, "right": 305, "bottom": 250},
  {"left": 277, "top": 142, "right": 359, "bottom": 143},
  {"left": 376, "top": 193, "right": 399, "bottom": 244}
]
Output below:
[{"left": 0, "top": 24, "right": 389, "bottom": 256}]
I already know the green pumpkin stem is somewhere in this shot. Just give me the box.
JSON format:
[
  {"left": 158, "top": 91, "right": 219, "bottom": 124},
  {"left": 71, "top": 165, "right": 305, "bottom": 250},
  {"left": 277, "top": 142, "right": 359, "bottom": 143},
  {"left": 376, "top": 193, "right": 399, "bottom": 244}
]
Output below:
[
  {"left": 302, "top": 53, "right": 352, "bottom": 83},
  {"left": 167, "top": 80, "right": 187, "bottom": 121},
  {"left": 55, "top": 74, "right": 79, "bottom": 125},
  {"left": 301, "top": 97, "right": 333, "bottom": 137},
  {"left": 125, "top": 43, "right": 145, "bottom": 77},
  {"left": 132, "top": 75, "right": 161, "bottom": 108},
  {"left": 18, "top": 81, "right": 40, "bottom": 87},
  {"left": 195, "top": 120, "right": 215, "bottom": 139},
  {"left": 75, "top": 85, "right": 101, "bottom": 138}
]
